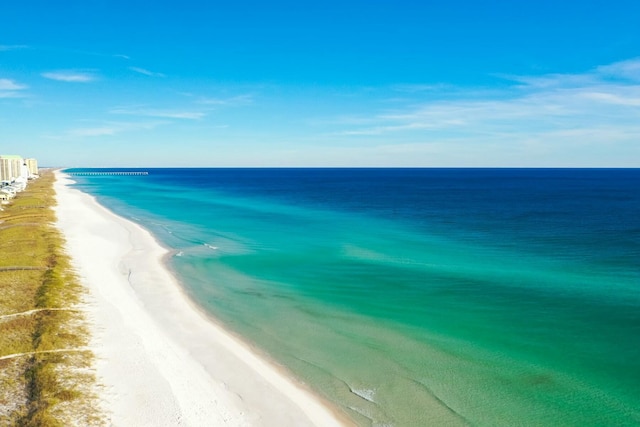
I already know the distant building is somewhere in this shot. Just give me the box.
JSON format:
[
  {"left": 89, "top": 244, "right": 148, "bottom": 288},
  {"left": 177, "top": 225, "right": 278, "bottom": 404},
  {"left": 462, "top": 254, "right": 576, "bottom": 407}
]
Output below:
[
  {"left": 25, "top": 158, "right": 39, "bottom": 177},
  {"left": 0, "top": 158, "right": 9, "bottom": 181},
  {"left": 0, "top": 155, "right": 37, "bottom": 181},
  {"left": 0, "top": 155, "right": 22, "bottom": 181}
]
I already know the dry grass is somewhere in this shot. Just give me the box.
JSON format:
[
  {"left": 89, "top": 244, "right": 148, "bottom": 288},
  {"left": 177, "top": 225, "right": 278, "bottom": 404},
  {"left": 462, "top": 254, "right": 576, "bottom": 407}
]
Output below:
[
  {"left": 0, "top": 271, "right": 43, "bottom": 315},
  {"left": 0, "top": 172, "right": 104, "bottom": 426},
  {"left": 0, "top": 358, "right": 30, "bottom": 424}
]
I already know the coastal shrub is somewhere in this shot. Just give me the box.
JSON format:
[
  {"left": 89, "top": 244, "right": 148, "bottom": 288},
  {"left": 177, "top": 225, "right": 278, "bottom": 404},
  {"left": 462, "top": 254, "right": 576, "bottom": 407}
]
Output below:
[
  {"left": 0, "top": 358, "right": 30, "bottom": 424},
  {"left": 0, "top": 171, "right": 103, "bottom": 426},
  {"left": 0, "top": 316, "right": 36, "bottom": 355},
  {"left": 0, "top": 271, "right": 43, "bottom": 314}
]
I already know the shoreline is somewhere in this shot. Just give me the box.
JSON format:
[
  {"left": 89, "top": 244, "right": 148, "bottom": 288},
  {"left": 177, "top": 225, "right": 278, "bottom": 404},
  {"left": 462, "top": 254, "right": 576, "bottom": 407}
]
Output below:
[{"left": 53, "top": 170, "right": 351, "bottom": 426}]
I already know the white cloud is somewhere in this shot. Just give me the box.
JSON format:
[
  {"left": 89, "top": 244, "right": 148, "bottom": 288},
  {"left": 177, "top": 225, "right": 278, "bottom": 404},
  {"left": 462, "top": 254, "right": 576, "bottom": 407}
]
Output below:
[
  {"left": 578, "top": 91, "right": 640, "bottom": 106},
  {"left": 196, "top": 94, "right": 254, "bottom": 106},
  {"left": 41, "top": 70, "right": 96, "bottom": 82},
  {"left": 0, "top": 92, "right": 24, "bottom": 99},
  {"left": 58, "top": 121, "right": 167, "bottom": 139},
  {"left": 68, "top": 127, "right": 118, "bottom": 137},
  {"left": 499, "top": 58, "right": 640, "bottom": 89},
  {"left": 110, "top": 106, "right": 206, "bottom": 119},
  {"left": 0, "top": 45, "right": 28, "bottom": 51},
  {"left": 129, "top": 67, "right": 166, "bottom": 77},
  {"left": 324, "top": 58, "right": 640, "bottom": 166},
  {"left": 340, "top": 60, "right": 640, "bottom": 138},
  {"left": 596, "top": 58, "right": 640, "bottom": 81},
  {"left": 0, "top": 78, "right": 27, "bottom": 91},
  {"left": 391, "top": 83, "right": 451, "bottom": 93},
  {"left": 0, "top": 78, "right": 28, "bottom": 98}
]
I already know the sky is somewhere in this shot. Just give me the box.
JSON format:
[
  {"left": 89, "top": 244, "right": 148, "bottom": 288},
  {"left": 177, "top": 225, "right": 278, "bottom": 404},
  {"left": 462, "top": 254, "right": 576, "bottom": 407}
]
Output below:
[{"left": 1, "top": 0, "right": 640, "bottom": 167}]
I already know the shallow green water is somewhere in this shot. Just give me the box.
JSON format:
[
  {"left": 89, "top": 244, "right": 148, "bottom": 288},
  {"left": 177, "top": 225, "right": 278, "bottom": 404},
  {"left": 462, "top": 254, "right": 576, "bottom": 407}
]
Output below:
[{"left": 71, "top": 168, "right": 640, "bottom": 426}]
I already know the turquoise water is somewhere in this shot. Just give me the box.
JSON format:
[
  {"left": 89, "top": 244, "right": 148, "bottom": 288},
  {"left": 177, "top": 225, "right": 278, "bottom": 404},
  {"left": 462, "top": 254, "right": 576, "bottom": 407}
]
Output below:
[{"left": 68, "top": 168, "right": 640, "bottom": 426}]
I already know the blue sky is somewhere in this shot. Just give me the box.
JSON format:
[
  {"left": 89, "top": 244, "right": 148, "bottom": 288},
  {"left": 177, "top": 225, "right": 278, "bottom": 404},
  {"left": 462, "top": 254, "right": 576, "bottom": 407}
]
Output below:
[{"left": 1, "top": 0, "right": 639, "bottom": 167}]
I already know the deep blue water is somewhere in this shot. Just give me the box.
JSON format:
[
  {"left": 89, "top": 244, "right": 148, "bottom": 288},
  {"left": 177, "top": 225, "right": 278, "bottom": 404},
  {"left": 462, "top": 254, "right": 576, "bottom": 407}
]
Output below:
[{"left": 66, "top": 168, "right": 640, "bottom": 426}]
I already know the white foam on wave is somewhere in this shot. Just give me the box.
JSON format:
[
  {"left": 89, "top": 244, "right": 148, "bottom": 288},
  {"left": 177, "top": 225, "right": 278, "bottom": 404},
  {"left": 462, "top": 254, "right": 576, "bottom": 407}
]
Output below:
[
  {"left": 204, "top": 244, "right": 219, "bottom": 250},
  {"left": 175, "top": 251, "right": 184, "bottom": 257},
  {"left": 350, "top": 387, "right": 376, "bottom": 403}
]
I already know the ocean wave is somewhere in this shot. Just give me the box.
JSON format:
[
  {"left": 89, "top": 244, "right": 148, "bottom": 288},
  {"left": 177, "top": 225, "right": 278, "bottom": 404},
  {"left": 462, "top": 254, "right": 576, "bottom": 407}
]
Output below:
[{"left": 349, "top": 386, "right": 376, "bottom": 403}]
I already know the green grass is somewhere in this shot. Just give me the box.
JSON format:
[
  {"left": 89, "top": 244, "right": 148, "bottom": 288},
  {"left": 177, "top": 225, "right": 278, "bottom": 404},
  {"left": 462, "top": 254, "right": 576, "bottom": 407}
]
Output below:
[{"left": 0, "top": 172, "right": 103, "bottom": 426}]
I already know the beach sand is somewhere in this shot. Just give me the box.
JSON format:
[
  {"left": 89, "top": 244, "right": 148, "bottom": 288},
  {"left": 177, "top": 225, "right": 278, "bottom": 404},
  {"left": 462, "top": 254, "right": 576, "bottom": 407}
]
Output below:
[{"left": 53, "top": 171, "right": 349, "bottom": 427}]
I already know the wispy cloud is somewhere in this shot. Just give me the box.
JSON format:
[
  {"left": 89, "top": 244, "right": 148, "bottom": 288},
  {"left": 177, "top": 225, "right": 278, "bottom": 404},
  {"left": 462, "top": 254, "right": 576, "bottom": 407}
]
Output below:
[
  {"left": 596, "top": 58, "right": 640, "bottom": 81},
  {"left": 129, "top": 67, "right": 166, "bottom": 77},
  {"left": 114, "top": 54, "right": 130, "bottom": 60},
  {"left": 0, "top": 92, "right": 25, "bottom": 99},
  {"left": 391, "top": 83, "right": 451, "bottom": 93},
  {"left": 325, "top": 58, "right": 640, "bottom": 165},
  {"left": 41, "top": 70, "right": 97, "bottom": 83},
  {"left": 0, "top": 78, "right": 28, "bottom": 98},
  {"left": 49, "top": 121, "right": 167, "bottom": 139},
  {"left": 578, "top": 91, "right": 640, "bottom": 106},
  {"left": 196, "top": 94, "right": 254, "bottom": 106},
  {"left": 338, "top": 59, "right": 640, "bottom": 137},
  {"left": 498, "top": 57, "right": 640, "bottom": 89},
  {"left": 0, "top": 78, "right": 27, "bottom": 91},
  {"left": 110, "top": 106, "right": 206, "bottom": 119},
  {"left": 0, "top": 45, "right": 28, "bottom": 51}
]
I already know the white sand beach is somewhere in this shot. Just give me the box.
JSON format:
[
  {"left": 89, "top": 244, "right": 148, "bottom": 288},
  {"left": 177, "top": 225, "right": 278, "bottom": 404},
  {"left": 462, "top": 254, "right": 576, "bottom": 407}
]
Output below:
[{"left": 53, "top": 171, "right": 349, "bottom": 427}]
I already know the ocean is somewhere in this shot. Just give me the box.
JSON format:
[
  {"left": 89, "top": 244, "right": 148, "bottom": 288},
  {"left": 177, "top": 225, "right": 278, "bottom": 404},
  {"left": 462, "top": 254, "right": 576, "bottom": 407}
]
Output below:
[{"left": 65, "top": 168, "right": 640, "bottom": 426}]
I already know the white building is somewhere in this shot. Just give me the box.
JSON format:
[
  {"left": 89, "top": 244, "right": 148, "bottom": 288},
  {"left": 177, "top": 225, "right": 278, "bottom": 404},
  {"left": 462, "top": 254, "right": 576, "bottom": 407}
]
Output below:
[
  {"left": 25, "top": 158, "right": 39, "bottom": 177},
  {"left": 0, "top": 155, "right": 37, "bottom": 182}
]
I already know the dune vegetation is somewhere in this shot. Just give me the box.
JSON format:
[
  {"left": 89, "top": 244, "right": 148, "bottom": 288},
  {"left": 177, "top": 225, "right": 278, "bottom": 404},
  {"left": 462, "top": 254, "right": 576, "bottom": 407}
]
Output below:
[{"left": 0, "top": 171, "right": 102, "bottom": 426}]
